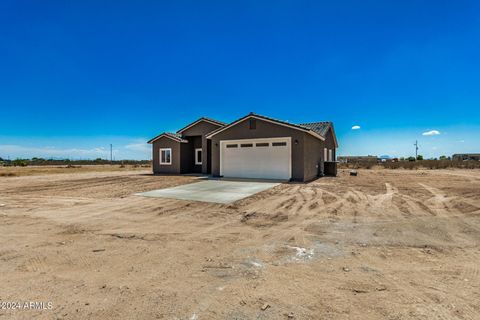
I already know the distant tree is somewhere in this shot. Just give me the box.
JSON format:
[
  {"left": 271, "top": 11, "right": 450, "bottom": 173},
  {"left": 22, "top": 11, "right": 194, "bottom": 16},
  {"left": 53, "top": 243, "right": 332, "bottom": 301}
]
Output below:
[
  {"left": 12, "top": 159, "right": 28, "bottom": 167},
  {"left": 399, "top": 157, "right": 405, "bottom": 161},
  {"left": 407, "top": 156, "right": 416, "bottom": 161},
  {"left": 416, "top": 155, "right": 424, "bottom": 161},
  {"left": 439, "top": 155, "right": 447, "bottom": 160}
]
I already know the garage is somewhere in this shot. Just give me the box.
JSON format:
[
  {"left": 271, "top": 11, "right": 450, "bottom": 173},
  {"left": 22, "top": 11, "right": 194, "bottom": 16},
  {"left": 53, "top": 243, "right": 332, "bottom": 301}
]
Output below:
[{"left": 220, "top": 137, "right": 291, "bottom": 180}]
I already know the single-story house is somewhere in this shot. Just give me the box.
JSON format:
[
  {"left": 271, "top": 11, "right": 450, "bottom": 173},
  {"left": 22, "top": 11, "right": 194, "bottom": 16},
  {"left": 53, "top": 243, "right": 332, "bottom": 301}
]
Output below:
[{"left": 148, "top": 113, "right": 338, "bottom": 182}]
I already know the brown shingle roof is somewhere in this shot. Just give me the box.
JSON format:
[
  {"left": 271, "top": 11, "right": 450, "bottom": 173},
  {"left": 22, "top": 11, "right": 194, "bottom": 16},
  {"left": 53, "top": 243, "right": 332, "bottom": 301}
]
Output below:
[
  {"left": 248, "top": 113, "right": 333, "bottom": 138},
  {"left": 298, "top": 122, "right": 332, "bottom": 137},
  {"left": 201, "top": 117, "right": 227, "bottom": 126}
]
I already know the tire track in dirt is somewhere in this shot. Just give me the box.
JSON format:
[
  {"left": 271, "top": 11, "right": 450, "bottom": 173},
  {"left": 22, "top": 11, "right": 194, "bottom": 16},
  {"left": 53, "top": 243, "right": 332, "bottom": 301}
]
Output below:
[
  {"left": 16, "top": 256, "right": 48, "bottom": 273},
  {"left": 418, "top": 183, "right": 459, "bottom": 217}
]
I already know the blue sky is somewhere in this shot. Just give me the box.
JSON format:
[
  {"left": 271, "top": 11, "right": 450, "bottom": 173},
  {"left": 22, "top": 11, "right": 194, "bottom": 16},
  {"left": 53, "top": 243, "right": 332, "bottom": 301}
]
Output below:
[{"left": 1, "top": 0, "right": 479, "bottom": 160}]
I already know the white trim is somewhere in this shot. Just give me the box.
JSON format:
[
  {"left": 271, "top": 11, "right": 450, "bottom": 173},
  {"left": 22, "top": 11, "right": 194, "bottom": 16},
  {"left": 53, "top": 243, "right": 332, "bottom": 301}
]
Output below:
[
  {"left": 177, "top": 118, "right": 224, "bottom": 134},
  {"left": 206, "top": 115, "right": 325, "bottom": 141},
  {"left": 159, "top": 148, "right": 172, "bottom": 165},
  {"left": 220, "top": 137, "right": 292, "bottom": 180},
  {"left": 195, "top": 148, "right": 202, "bottom": 165}
]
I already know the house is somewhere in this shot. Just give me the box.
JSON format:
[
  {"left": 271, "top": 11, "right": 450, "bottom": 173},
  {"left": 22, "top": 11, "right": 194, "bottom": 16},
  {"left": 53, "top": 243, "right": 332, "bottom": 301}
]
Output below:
[
  {"left": 452, "top": 153, "right": 480, "bottom": 161},
  {"left": 148, "top": 113, "right": 338, "bottom": 182}
]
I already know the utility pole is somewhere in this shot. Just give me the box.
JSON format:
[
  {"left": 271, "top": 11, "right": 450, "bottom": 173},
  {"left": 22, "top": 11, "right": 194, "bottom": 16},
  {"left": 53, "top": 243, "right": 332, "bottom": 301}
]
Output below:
[
  {"left": 110, "top": 144, "right": 113, "bottom": 165},
  {"left": 414, "top": 140, "right": 419, "bottom": 160}
]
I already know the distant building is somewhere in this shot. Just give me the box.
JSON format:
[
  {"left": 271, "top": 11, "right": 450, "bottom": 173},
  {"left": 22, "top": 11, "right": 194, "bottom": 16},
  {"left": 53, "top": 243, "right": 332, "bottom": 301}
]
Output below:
[
  {"left": 337, "top": 155, "right": 378, "bottom": 163},
  {"left": 452, "top": 153, "right": 480, "bottom": 161}
]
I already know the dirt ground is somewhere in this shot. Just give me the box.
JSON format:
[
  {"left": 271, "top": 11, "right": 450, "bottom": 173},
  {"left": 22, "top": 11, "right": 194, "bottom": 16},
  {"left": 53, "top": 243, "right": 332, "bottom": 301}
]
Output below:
[
  {"left": 0, "top": 168, "right": 479, "bottom": 320},
  {"left": 0, "top": 165, "right": 149, "bottom": 177}
]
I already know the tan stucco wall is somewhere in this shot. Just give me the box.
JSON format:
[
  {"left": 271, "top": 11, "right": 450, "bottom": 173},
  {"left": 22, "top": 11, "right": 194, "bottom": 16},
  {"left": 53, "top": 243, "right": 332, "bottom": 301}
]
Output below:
[
  {"left": 209, "top": 118, "right": 306, "bottom": 181},
  {"left": 152, "top": 137, "right": 181, "bottom": 174},
  {"left": 181, "top": 121, "right": 223, "bottom": 174},
  {"left": 303, "top": 133, "right": 324, "bottom": 181}
]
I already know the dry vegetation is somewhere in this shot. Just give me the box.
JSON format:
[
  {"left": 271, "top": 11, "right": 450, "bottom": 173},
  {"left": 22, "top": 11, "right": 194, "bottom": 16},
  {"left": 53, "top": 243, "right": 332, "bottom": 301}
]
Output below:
[
  {"left": 0, "top": 168, "right": 479, "bottom": 319},
  {"left": 0, "top": 164, "right": 150, "bottom": 177},
  {"left": 340, "top": 160, "right": 480, "bottom": 170}
]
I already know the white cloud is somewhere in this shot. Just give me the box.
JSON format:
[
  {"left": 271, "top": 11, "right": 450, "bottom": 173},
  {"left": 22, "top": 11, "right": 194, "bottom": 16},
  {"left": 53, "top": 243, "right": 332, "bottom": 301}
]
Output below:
[
  {"left": 422, "top": 130, "right": 441, "bottom": 136},
  {"left": 351, "top": 125, "right": 361, "bottom": 130}
]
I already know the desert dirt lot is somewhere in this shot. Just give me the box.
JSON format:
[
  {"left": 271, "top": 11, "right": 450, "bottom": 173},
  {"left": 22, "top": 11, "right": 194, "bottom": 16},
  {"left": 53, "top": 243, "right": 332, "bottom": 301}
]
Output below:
[
  {"left": 0, "top": 168, "right": 479, "bottom": 319},
  {"left": 0, "top": 164, "right": 149, "bottom": 177}
]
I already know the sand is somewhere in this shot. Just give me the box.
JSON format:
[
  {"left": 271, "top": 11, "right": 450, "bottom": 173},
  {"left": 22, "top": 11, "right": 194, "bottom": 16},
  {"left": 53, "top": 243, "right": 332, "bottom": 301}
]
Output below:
[{"left": 0, "top": 168, "right": 479, "bottom": 319}]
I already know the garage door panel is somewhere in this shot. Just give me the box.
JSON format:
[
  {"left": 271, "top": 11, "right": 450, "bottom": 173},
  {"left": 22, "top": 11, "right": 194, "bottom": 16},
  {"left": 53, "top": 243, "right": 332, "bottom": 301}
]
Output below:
[{"left": 220, "top": 138, "right": 291, "bottom": 180}]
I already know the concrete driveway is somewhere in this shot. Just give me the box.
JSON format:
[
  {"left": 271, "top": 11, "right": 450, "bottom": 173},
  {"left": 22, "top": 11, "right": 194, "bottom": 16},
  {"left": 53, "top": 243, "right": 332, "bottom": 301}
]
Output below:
[{"left": 135, "top": 180, "right": 280, "bottom": 204}]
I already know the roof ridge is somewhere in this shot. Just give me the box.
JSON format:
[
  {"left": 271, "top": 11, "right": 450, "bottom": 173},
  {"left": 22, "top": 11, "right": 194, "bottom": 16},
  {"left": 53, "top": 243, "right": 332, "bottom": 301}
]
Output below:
[
  {"left": 298, "top": 121, "right": 331, "bottom": 124},
  {"left": 147, "top": 132, "right": 188, "bottom": 144},
  {"left": 200, "top": 117, "right": 227, "bottom": 125},
  {"left": 206, "top": 112, "right": 327, "bottom": 141},
  {"left": 176, "top": 117, "right": 226, "bottom": 133}
]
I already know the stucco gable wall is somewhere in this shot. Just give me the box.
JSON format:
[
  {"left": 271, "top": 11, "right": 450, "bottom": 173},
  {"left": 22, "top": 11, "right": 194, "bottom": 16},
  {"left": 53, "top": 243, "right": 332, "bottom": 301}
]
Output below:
[
  {"left": 181, "top": 121, "right": 224, "bottom": 173},
  {"left": 180, "top": 121, "right": 223, "bottom": 137},
  {"left": 152, "top": 136, "right": 181, "bottom": 174},
  {"left": 210, "top": 118, "right": 306, "bottom": 181}
]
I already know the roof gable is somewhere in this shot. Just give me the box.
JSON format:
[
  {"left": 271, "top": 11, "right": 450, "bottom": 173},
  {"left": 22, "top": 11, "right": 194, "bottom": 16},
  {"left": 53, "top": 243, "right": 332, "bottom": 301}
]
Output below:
[
  {"left": 176, "top": 117, "right": 226, "bottom": 134},
  {"left": 147, "top": 132, "right": 188, "bottom": 144},
  {"left": 299, "top": 121, "right": 338, "bottom": 148},
  {"left": 206, "top": 113, "right": 327, "bottom": 141}
]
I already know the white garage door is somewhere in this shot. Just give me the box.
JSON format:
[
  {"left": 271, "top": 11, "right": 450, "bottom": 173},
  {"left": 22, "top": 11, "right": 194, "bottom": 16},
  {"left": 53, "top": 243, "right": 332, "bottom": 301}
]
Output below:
[{"left": 220, "top": 137, "right": 291, "bottom": 180}]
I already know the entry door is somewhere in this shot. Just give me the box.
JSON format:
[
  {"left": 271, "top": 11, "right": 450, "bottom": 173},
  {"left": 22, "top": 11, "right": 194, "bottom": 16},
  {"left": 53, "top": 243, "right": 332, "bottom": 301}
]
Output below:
[{"left": 220, "top": 137, "right": 291, "bottom": 180}]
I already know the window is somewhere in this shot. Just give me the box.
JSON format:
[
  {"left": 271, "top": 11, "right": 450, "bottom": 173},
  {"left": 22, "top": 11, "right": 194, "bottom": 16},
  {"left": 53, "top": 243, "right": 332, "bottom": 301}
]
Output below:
[
  {"left": 241, "top": 143, "right": 253, "bottom": 148},
  {"left": 195, "top": 148, "right": 202, "bottom": 165},
  {"left": 256, "top": 142, "right": 269, "bottom": 147},
  {"left": 328, "top": 149, "right": 333, "bottom": 162},
  {"left": 324, "top": 148, "right": 328, "bottom": 161},
  {"left": 272, "top": 142, "right": 287, "bottom": 147},
  {"left": 160, "top": 148, "right": 172, "bottom": 165},
  {"left": 249, "top": 119, "right": 256, "bottom": 129},
  {"left": 226, "top": 144, "right": 238, "bottom": 148}
]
